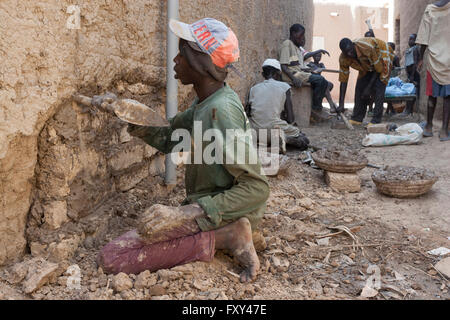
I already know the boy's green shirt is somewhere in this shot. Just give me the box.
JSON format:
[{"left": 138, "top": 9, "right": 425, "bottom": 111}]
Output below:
[{"left": 128, "top": 84, "right": 270, "bottom": 231}]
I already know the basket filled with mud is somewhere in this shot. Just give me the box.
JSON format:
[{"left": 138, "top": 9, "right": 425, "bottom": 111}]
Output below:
[
  {"left": 372, "top": 166, "right": 438, "bottom": 198},
  {"left": 311, "top": 148, "right": 368, "bottom": 173}
]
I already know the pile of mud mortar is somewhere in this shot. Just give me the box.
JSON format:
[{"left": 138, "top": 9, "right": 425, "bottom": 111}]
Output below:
[
  {"left": 373, "top": 166, "right": 437, "bottom": 182},
  {"left": 314, "top": 148, "right": 368, "bottom": 165}
]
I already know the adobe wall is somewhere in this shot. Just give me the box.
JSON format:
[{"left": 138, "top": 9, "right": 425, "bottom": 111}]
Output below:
[{"left": 0, "top": 0, "right": 314, "bottom": 265}]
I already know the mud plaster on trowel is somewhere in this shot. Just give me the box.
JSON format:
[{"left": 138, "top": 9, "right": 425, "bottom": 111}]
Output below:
[{"left": 113, "top": 99, "right": 168, "bottom": 127}]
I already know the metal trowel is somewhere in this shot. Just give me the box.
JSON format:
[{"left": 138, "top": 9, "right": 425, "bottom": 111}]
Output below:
[{"left": 73, "top": 94, "right": 169, "bottom": 127}]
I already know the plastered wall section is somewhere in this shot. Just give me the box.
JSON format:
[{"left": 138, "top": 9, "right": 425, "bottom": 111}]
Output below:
[{"left": 0, "top": 0, "right": 314, "bottom": 265}]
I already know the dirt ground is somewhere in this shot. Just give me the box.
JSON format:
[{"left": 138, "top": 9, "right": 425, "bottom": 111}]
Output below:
[{"left": 0, "top": 112, "right": 449, "bottom": 300}]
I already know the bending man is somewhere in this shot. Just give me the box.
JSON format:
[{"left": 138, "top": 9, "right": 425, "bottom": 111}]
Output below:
[{"left": 338, "top": 37, "right": 391, "bottom": 125}]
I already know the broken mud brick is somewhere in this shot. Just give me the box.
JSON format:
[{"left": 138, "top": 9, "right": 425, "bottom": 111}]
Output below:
[
  {"left": 324, "top": 171, "right": 361, "bottom": 193},
  {"left": 366, "top": 124, "right": 389, "bottom": 134}
]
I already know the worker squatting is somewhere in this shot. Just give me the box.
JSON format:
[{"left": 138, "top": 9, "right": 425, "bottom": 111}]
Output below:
[{"left": 168, "top": 121, "right": 282, "bottom": 166}]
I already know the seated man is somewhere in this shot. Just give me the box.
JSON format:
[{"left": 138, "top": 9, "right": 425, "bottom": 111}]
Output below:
[
  {"left": 96, "top": 18, "right": 270, "bottom": 283},
  {"left": 338, "top": 37, "right": 391, "bottom": 125},
  {"left": 247, "top": 59, "right": 310, "bottom": 150},
  {"left": 307, "top": 52, "right": 339, "bottom": 113},
  {"left": 279, "top": 24, "right": 333, "bottom": 120}
]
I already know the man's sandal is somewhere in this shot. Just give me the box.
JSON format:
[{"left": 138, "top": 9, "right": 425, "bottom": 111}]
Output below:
[
  {"left": 423, "top": 130, "right": 433, "bottom": 137},
  {"left": 348, "top": 120, "right": 362, "bottom": 126}
]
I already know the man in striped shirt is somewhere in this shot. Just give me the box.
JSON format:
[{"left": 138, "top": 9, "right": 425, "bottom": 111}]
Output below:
[{"left": 338, "top": 37, "right": 391, "bottom": 125}]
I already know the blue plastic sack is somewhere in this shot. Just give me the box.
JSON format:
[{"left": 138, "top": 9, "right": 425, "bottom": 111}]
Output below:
[
  {"left": 385, "top": 77, "right": 416, "bottom": 96},
  {"left": 388, "top": 77, "right": 403, "bottom": 87},
  {"left": 400, "top": 83, "right": 416, "bottom": 95},
  {"left": 385, "top": 86, "right": 405, "bottom": 97}
]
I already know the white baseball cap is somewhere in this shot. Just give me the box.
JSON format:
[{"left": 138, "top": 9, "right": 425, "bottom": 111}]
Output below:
[{"left": 262, "top": 59, "right": 281, "bottom": 71}]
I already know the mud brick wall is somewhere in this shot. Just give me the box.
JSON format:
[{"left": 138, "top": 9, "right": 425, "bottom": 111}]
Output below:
[{"left": 0, "top": 0, "right": 314, "bottom": 265}]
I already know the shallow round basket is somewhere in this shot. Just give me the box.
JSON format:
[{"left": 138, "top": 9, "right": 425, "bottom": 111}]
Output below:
[
  {"left": 372, "top": 175, "right": 438, "bottom": 198},
  {"left": 393, "top": 103, "right": 406, "bottom": 113},
  {"left": 312, "top": 152, "right": 368, "bottom": 173}
]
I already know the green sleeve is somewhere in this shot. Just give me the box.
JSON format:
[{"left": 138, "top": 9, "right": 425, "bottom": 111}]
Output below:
[
  {"left": 195, "top": 103, "right": 270, "bottom": 229},
  {"left": 128, "top": 107, "right": 194, "bottom": 154}
]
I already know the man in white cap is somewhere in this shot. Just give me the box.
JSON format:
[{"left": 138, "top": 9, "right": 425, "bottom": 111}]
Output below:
[
  {"left": 247, "top": 59, "right": 310, "bottom": 150},
  {"left": 96, "top": 18, "right": 269, "bottom": 283}
]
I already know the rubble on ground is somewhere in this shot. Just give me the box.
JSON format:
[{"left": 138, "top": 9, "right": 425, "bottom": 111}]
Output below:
[{"left": 0, "top": 123, "right": 448, "bottom": 301}]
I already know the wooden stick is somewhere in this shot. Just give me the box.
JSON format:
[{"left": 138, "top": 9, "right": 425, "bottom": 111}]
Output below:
[
  {"left": 431, "top": 264, "right": 450, "bottom": 282},
  {"left": 407, "top": 264, "right": 436, "bottom": 280},
  {"left": 315, "top": 243, "right": 389, "bottom": 250},
  {"left": 73, "top": 94, "right": 93, "bottom": 106},
  {"left": 330, "top": 102, "right": 354, "bottom": 130},
  {"left": 225, "top": 270, "right": 240, "bottom": 279},
  {"left": 316, "top": 226, "right": 362, "bottom": 239},
  {"left": 339, "top": 112, "right": 354, "bottom": 130},
  {"left": 322, "top": 69, "right": 341, "bottom": 74}
]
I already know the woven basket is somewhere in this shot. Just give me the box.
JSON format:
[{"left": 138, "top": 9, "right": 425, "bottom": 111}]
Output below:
[
  {"left": 372, "top": 175, "right": 438, "bottom": 198},
  {"left": 312, "top": 151, "right": 368, "bottom": 173},
  {"left": 393, "top": 102, "right": 406, "bottom": 113}
]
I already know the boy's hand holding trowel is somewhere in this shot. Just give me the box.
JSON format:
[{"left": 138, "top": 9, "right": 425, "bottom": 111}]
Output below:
[{"left": 73, "top": 92, "right": 169, "bottom": 127}]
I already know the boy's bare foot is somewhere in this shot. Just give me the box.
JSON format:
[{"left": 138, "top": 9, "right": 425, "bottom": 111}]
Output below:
[{"left": 214, "top": 218, "right": 260, "bottom": 283}]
